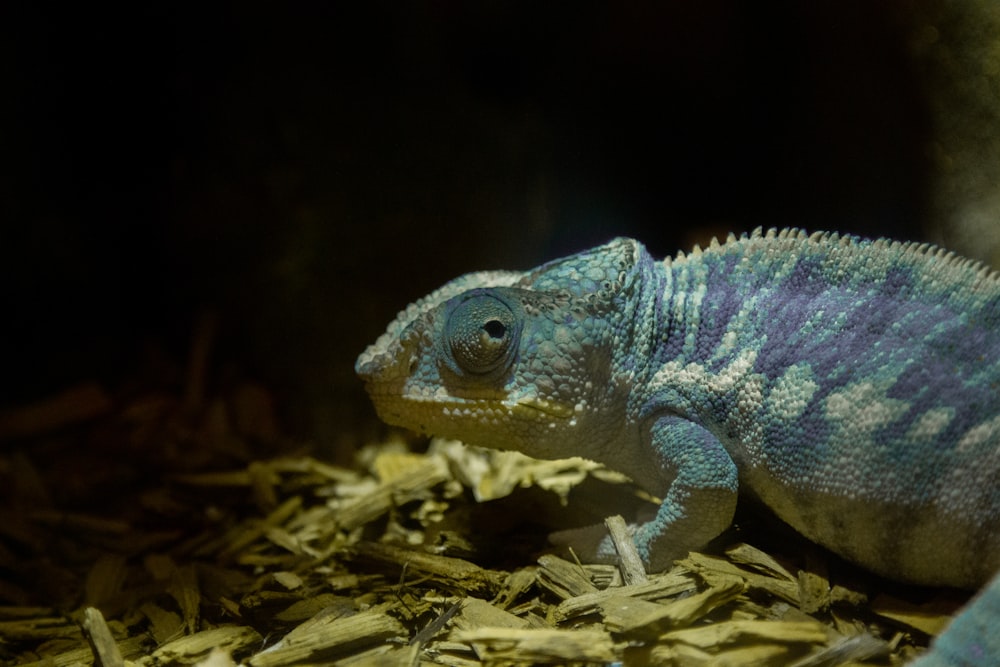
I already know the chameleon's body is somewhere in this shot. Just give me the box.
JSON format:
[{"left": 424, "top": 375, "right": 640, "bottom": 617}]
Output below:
[{"left": 356, "top": 228, "right": 1000, "bottom": 660}]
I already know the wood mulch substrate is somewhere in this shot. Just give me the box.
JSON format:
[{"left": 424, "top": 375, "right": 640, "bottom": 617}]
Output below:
[{"left": 0, "top": 382, "right": 969, "bottom": 666}]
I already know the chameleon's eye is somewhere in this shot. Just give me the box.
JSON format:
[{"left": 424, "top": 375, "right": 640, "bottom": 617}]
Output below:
[{"left": 446, "top": 295, "right": 517, "bottom": 374}]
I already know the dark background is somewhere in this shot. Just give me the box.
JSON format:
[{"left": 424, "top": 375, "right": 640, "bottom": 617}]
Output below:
[{"left": 1, "top": 3, "right": 984, "bottom": 459}]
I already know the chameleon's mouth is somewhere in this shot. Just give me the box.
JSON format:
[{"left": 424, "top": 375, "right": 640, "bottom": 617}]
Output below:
[
  {"left": 510, "top": 396, "right": 576, "bottom": 419},
  {"left": 363, "top": 385, "right": 576, "bottom": 429}
]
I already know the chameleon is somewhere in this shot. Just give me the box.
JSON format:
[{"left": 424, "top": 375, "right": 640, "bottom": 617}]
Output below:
[{"left": 356, "top": 228, "right": 1000, "bottom": 662}]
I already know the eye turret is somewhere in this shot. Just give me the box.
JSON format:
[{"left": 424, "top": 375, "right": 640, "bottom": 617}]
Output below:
[{"left": 446, "top": 294, "right": 518, "bottom": 375}]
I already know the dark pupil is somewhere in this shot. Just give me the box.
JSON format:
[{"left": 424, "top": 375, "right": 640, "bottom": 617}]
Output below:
[{"left": 483, "top": 319, "right": 506, "bottom": 339}]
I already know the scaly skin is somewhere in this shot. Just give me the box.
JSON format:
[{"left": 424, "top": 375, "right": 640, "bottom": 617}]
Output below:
[{"left": 356, "top": 227, "right": 1000, "bottom": 660}]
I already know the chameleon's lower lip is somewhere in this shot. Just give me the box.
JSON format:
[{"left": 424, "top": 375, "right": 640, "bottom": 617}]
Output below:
[
  {"left": 513, "top": 398, "right": 575, "bottom": 419},
  {"left": 366, "top": 390, "right": 574, "bottom": 422}
]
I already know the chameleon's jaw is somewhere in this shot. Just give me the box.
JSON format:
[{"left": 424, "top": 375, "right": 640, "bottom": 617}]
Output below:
[{"left": 358, "top": 374, "right": 580, "bottom": 453}]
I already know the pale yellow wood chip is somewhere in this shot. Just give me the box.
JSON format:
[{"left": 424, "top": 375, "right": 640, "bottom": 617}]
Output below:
[
  {"left": 333, "top": 643, "right": 419, "bottom": 666},
  {"left": 786, "top": 633, "right": 890, "bottom": 667},
  {"left": 554, "top": 570, "right": 698, "bottom": 622},
  {"left": 657, "top": 642, "right": 797, "bottom": 667},
  {"left": 648, "top": 641, "right": 715, "bottom": 666},
  {"left": 371, "top": 450, "right": 434, "bottom": 484},
  {"left": 271, "top": 571, "right": 303, "bottom": 590},
  {"left": 680, "top": 552, "right": 800, "bottom": 604},
  {"left": 152, "top": 626, "right": 264, "bottom": 663},
  {"left": 81, "top": 607, "right": 124, "bottom": 667},
  {"left": 19, "top": 635, "right": 149, "bottom": 667},
  {"left": 262, "top": 526, "right": 311, "bottom": 556},
  {"left": 337, "top": 455, "right": 450, "bottom": 530},
  {"left": 218, "top": 496, "right": 303, "bottom": 559},
  {"left": 192, "top": 647, "right": 238, "bottom": 667},
  {"left": 493, "top": 566, "right": 538, "bottom": 609},
  {"left": 247, "top": 609, "right": 405, "bottom": 666},
  {"left": 870, "top": 593, "right": 959, "bottom": 636},
  {"left": 605, "top": 514, "right": 648, "bottom": 585},
  {"left": 450, "top": 597, "right": 530, "bottom": 632},
  {"left": 349, "top": 542, "right": 503, "bottom": 596},
  {"left": 704, "top": 643, "right": 791, "bottom": 667},
  {"left": 600, "top": 578, "right": 744, "bottom": 638},
  {"left": 650, "top": 577, "right": 745, "bottom": 626},
  {"left": 536, "top": 554, "right": 599, "bottom": 599},
  {"left": 724, "top": 542, "right": 796, "bottom": 581},
  {"left": 661, "top": 619, "right": 828, "bottom": 648},
  {"left": 455, "top": 627, "right": 616, "bottom": 663}
]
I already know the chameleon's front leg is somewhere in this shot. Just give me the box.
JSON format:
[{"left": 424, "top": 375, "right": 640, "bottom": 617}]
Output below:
[
  {"left": 634, "top": 415, "right": 739, "bottom": 570},
  {"left": 554, "top": 416, "right": 738, "bottom": 572}
]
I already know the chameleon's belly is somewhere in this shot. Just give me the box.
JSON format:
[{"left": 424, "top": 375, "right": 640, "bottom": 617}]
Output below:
[{"left": 745, "top": 465, "right": 1000, "bottom": 588}]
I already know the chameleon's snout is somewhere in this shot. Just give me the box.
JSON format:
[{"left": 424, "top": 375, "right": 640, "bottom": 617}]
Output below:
[{"left": 353, "top": 351, "right": 379, "bottom": 382}]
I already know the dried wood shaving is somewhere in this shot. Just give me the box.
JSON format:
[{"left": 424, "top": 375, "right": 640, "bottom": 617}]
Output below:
[
  {"left": 604, "top": 514, "right": 648, "bottom": 586},
  {"left": 455, "top": 627, "right": 617, "bottom": 663},
  {"left": 81, "top": 606, "right": 124, "bottom": 667},
  {"left": 152, "top": 626, "right": 264, "bottom": 664},
  {"left": 870, "top": 593, "right": 959, "bottom": 636}
]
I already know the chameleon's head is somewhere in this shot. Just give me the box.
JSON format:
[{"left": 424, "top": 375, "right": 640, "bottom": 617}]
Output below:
[{"left": 355, "top": 238, "right": 646, "bottom": 459}]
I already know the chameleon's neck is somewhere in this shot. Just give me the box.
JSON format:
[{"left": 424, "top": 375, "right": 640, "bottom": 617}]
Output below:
[{"left": 627, "top": 244, "right": 785, "bottom": 435}]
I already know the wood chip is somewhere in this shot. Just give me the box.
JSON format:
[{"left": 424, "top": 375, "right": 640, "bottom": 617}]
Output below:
[
  {"left": 536, "top": 554, "right": 599, "bottom": 599},
  {"left": 604, "top": 514, "right": 648, "bottom": 585},
  {"left": 81, "top": 607, "right": 124, "bottom": 667},
  {"left": 152, "top": 626, "right": 264, "bottom": 664},
  {"left": 662, "top": 619, "right": 829, "bottom": 648},
  {"left": 724, "top": 542, "right": 796, "bottom": 581},
  {"left": 139, "top": 601, "right": 185, "bottom": 645},
  {"left": 348, "top": 542, "right": 504, "bottom": 596},
  {"left": 19, "top": 635, "right": 150, "bottom": 667},
  {"left": 553, "top": 570, "right": 698, "bottom": 622},
  {"left": 247, "top": 609, "right": 406, "bottom": 666},
  {"left": 680, "top": 551, "right": 801, "bottom": 604},
  {"left": 452, "top": 597, "right": 528, "bottom": 632},
  {"left": 870, "top": 593, "right": 959, "bottom": 636},
  {"left": 600, "top": 578, "right": 744, "bottom": 639},
  {"left": 455, "top": 627, "right": 616, "bottom": 663},
  {"left": 787, "top": 633, "right": 891, "bottom": 667},
  {"left": 336, "top": 455, "right": 450, "bottom": 530}
]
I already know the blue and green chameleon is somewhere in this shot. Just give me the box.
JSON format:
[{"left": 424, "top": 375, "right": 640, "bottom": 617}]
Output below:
[{"left": 356, "top": 228, "right": 1000, "bottom": 664}]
